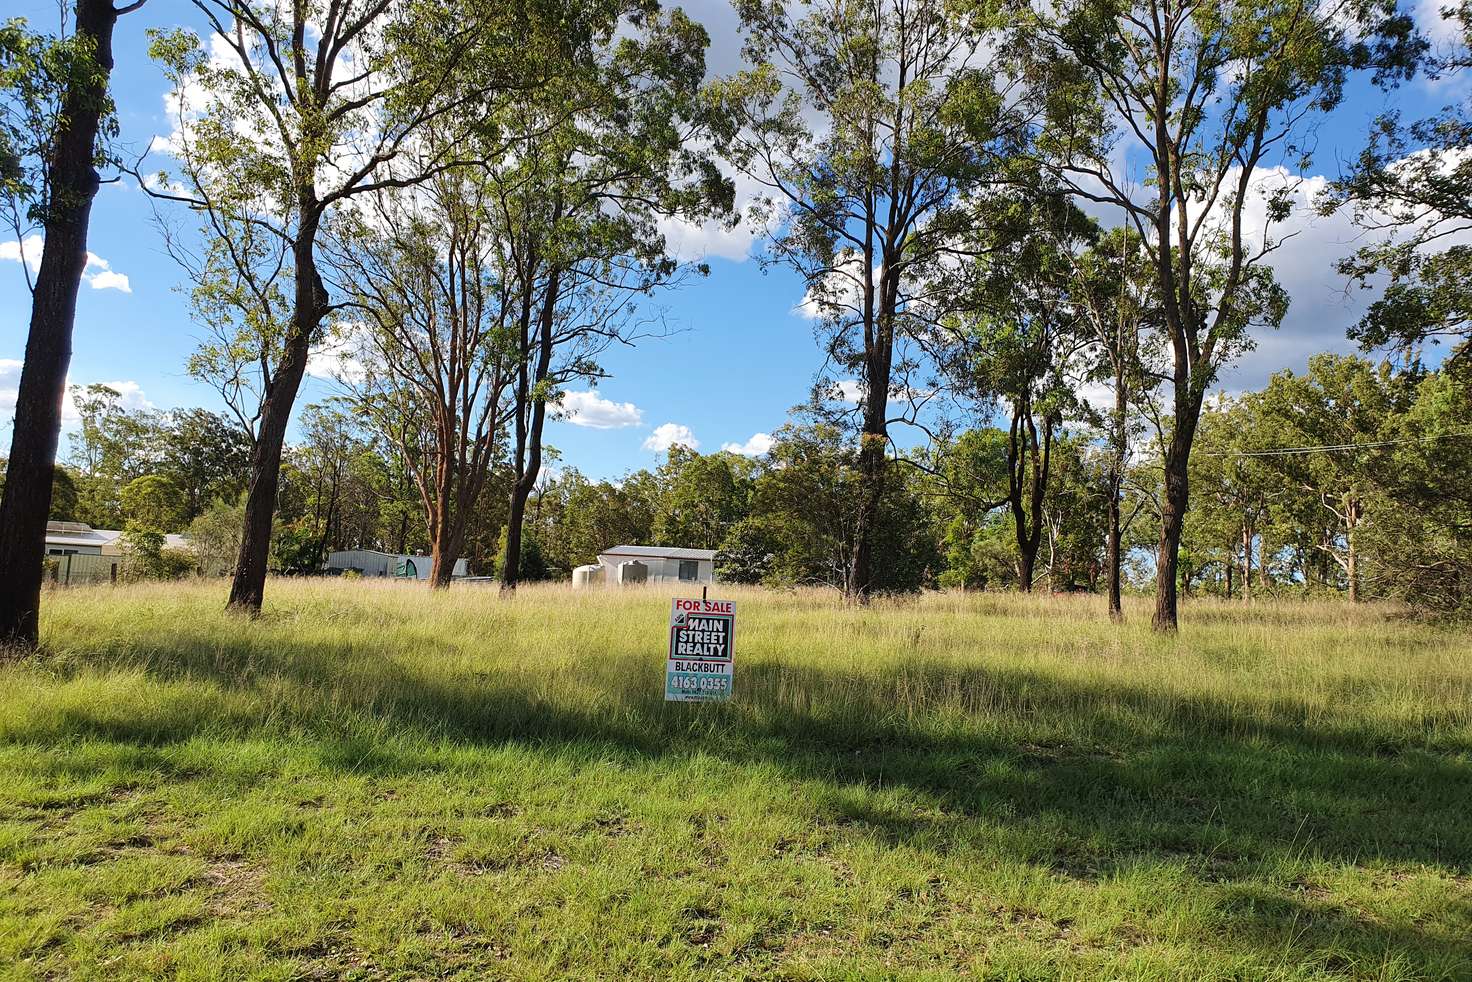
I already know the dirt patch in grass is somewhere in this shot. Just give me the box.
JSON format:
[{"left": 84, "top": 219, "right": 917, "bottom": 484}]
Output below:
[{"left": 202, "top": 855, "right": 272, "bottom": 919}]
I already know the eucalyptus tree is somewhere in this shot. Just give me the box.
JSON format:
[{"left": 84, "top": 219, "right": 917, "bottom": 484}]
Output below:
[
  {"left": 1009, "top": 0, "right": 1420, "bottom": 628},
  {"left": 940, "top": 193, "right": 1097, "bottom": 591},
  {"left": 651, "top": 448, "right": 756, "bottom": 551},
  {"left": 1360, "top": 356, "right": 1472, "bottom": 612},
  {"left": 494, "top": 0, "right": 734, "bottom": 592},
  {"left": 0, "top": 0, "right": 146, "bottom": 648},
  {"left": 143, "top": 0, "right": 538, "bottom": 613},
  {"left": 1251, "top": 355, "right": 1413, "bottom": 602},
  {"left": 1069, "top": 227, "right": 1157, "bottom": 619},
  {"left": 326, "top": 161, "right": 518, "bottom": 588},
  {"left": 1333, "top": 2, "right": 1472, "bottom": 365},
  {"left": 710, "top": 0, "right": 1025, "bottom": 602},
  {"left": 1187, "top": 394, "right": 1281, "bottom": 599}
]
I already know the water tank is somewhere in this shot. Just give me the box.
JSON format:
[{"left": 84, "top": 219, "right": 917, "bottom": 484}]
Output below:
[
  {"left": 572, "top": 564, "right": 605, "bottom": 589},
  {"left": 616, "top": 560, "right": 648, "bottom": 586}
]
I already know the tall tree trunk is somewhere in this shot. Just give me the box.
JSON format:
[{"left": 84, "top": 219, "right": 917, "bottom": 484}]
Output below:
[
  {"left": 848, "top": 337, "right": 892, "bottom": 603},
  {"left": 1241, "top": 525, "right": 1252, "bottom": 600},
  {"left": 430, "top": 520, "right": 462, "bottom": 588},
  {"left": 1017, "top": 548, "right": 1037, "bottom": 593},
  {"left": 1006, "top": 407, "right": 1050, "bottom": 594},
  {"left": 849, "top": 430, "right": 885, "bottom": 602},
  {"left": 227, "top": 223, "right": 322, "bottom": 613},
  {"left": 311, "top": 465, "right": 339, "bottom": 571},
  {"left": 1345, "top": 497, "right": 1360, "bottom": 603},
  {"left": 501, "top": 267, "right": 559, "bottom": 594},
  {"left": 847, "top": 248, "right": 901, "bottom": 605},
  {"left": 0, "top": 0, "right": 133, "bottom": 648},
  {"left": 1153, "top": 444, "right": 1189, "bottom": 630},
  {"left": 1152, "top": 374, "right": 1204, "bottom": 631},
  {"left": 1106, "top": 368, "right": 1126, "bottom": 621}
]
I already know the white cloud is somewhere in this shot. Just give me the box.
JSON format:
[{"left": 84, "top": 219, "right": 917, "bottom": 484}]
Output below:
[
  {"left": 1096, "top": 161, "right": 1471, "bottom": 392},
  {"left": 721, "top": 432, "right": 775, "bottom": 456},
  {"left": 1207, "top": 166, "right": 1400, "bottom": 389},
  {"left": 2, "top": 238, "right": 131, "bottom": 292},
  {"left": 556, "top": 390, "right": 644, "bottom": 429},
  {"left": 660, "top": 212, "right": 759, "bottom": 264},
  {"left": 795, "top": 252, "right": 883, "bottom": 321},
  {"left": 1416, "top": 0, "right": 1463, "bottom": 49},
  {"left": 305, "top": 323, "right": 371, "bottom": 385},
  {"left": 148, "top": 133, "right": 181, "bottom": 158},
  {"left": 94, "top": 380, "right": 154, "bottom": 413},
  {"left": 658, "top": 171, "right": 782, "bottom": 264},
  {"left": 833, "top": 379, "right": 864, "bottom": 403},
  {"left": 87, "top": 270, "right": 132, "bottom": 293},
  {"left": 0, "top": 235, "right": 44, "bottom": 272},
  {"left": 643, "top": 422, "right": 700, "bottom": 452},
  {"left": 0, "top": 359, "right": 21, "bottom": 426}
]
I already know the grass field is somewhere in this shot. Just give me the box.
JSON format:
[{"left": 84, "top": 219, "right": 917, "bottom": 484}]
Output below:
[{"left": 1, "top": 580, "right": 1470, "bottom": 980}]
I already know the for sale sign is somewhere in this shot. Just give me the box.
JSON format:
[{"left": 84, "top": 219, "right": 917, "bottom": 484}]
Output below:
[{"left": 665, "top": 597, "right": 735, "bottom": 702}]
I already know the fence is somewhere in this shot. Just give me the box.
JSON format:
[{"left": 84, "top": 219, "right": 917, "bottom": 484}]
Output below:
[{"left": 45, "top": 553, "right": 123, "bottom": 586}]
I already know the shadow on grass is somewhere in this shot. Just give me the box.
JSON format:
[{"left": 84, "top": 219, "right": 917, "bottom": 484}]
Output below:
[{"left": 22, "top": 628, "right": 1472, "bottom": 971}]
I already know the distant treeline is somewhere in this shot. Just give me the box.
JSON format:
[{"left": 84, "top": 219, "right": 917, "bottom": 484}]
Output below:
[{"left": 13, "top": 349, "right": 1464, "bottom": 614}]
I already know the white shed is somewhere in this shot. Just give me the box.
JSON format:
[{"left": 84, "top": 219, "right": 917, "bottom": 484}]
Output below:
[
  {"left": 593, "top": 545, "right": 716, "bottom": 586},
  {"left": 325, "top": 549, "right": 468, "bottom": 580}
]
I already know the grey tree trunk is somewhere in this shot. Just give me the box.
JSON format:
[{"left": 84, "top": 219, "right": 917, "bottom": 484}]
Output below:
[
  {"left": 227, "top": 224, "right": 322, "bottom": 613},
  {"left": 0, "top": 0, "right": 135, "bottom": 648}
]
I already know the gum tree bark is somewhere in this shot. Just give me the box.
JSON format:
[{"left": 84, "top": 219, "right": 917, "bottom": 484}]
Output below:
[{"left": 0, "top": 0, "right": 144, "bottom": 648}]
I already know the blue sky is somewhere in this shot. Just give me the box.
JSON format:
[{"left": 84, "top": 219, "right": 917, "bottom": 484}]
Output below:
[{"left": 0, "top": 0, "right": 1459, "bottom": 480}]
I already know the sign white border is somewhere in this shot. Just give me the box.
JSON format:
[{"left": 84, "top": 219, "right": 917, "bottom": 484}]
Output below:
[{"left": 665, "top": 597, "right": 735, "bottom": 702}]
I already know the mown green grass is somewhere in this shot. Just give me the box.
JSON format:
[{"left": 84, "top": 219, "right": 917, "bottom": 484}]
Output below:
[{"left": 1, "top": 580, "right": 1469, "bottom": 980}]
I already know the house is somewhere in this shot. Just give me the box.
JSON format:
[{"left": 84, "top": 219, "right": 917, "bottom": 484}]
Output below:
[
  {"left": 574, "top": 545, "right": 717, "bottom": 588},
  {"left": 44, "top": 521, "right": 189, "bottom": 557},
  {"left": 43, "top": 521, "right": 192, "bottom": 585},
  {"left": 324, "top": 549, "right": 468, "bottom": 580}
]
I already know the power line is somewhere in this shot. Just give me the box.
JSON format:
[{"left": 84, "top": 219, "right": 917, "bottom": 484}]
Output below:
[{"left": 1197, "top": 428, "right": 1472, "bottom": 458}]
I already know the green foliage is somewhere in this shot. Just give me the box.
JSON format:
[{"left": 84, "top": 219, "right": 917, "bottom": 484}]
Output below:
[
  {"left": 120, "top": 474, "right": 190, "bottom": 533},
  {"left": 1331, "top": 3, "right": 1472, "bottom": 363},
  {"left": 160, "top": 408, "right": 252, "bottom": 517},
  {"left": 652, "top": 448, "right": 755, "bottom": 551},
  {"left": 937, "top": 516, "right": 1018, "bottom": 591},
  {"left": 1, "top": 460, "right": 81, "bottom": 522},
  {"left": 266, "top": 520, "right": 314, "bottom": 575},
  {"left": 60, "top": 386, "right": 252, "bottom": 530},
  {"left": 1356, "top": 355, "right": 1472, "bottom": 612},
  {"left": 1037, "top": 437, "right": 1110, "bottom": 590},
  {"left": 187, "top": 499, "right": 244, "bottom": 578},
  {"left": 732, "top": 424, "right": 939, "bottom": 593},
  {"left": 714, "top": 517, "right": 778, "bottom": 585},
  {"left": 496, "top": 525, "right": 550, "bottom": 582},
  {"left": 0, "top": 15, "right": 119, "bottom": 233},
  {"left": 119, "top": 522, "right": 194, "bottom": 581},
  {"left": 544, "top": 471, "right": 657, "bottom": 571},
  {"left": 1180, "top": 353, "right": 1472, "bottom": 612}
]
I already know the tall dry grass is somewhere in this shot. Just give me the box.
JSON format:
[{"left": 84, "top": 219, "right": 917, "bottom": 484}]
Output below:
[{"left": 10, "top": 579, "right": 1467, "bottom": 756}]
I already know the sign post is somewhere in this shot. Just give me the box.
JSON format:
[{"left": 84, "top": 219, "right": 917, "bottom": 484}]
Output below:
[{"left": 665, "top": 596, "right": 735, "bottom": 702}]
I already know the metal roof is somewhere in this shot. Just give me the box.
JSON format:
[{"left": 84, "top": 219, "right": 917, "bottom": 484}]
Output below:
[
  {"left": 44, "top": 527, "right": 189, "bottom": 549},
  {"left": 44, "top": 528, "right": 119, "bottom": 547},
  {"left": 597, "top": 545, "right": 717, "bottom": 561}
]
